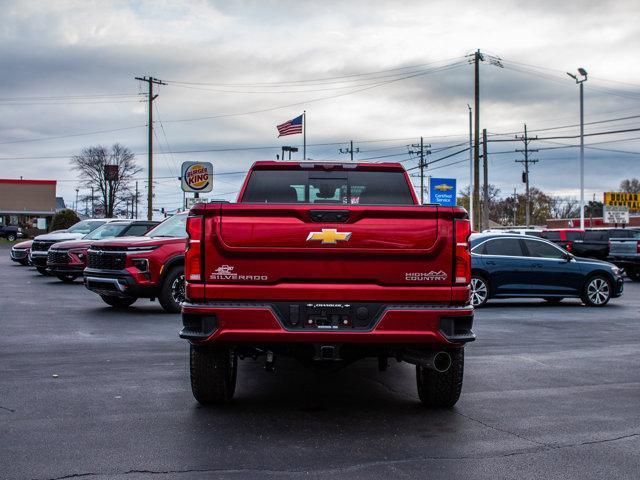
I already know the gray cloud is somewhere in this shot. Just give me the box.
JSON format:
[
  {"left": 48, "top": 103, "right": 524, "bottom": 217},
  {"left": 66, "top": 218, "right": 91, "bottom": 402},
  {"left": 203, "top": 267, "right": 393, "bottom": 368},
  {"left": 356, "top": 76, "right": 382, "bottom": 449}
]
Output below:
[{"left": 0, "top": 0, "right": 639, "bottom": 212}]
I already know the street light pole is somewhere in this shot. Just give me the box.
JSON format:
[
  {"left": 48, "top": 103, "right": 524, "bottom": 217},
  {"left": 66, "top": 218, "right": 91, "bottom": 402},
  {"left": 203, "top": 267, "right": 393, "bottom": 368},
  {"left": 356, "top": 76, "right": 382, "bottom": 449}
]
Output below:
[
  {"left": 579, "top": 80, "right": 585, "bottom": 230},
  {"left": 567, "top": 68, "right": 588, "bottom": 229}
]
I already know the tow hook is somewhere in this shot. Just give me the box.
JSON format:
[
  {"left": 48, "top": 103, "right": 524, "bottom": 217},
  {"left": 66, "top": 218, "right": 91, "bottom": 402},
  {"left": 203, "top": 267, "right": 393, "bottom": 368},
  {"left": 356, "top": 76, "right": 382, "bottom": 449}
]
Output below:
[
  {"left": 265, "top": 351, "right": 276, "bottom": 372},
  {"left": 313, "top": 344, "right": 342, "bottom": 361}
]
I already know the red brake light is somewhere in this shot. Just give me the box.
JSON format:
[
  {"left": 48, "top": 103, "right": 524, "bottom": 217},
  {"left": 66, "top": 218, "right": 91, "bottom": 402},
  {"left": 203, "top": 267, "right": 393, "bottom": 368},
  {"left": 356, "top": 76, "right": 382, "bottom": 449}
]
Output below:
[
  {"left": 454, "top": 219, "right": 471, "bottom": 285},
  {"left": 637, "top": 240, "right": 640, "bottom": 254},
  {"left": 186, "top": 215, "right": 203, "bottom": 282}
]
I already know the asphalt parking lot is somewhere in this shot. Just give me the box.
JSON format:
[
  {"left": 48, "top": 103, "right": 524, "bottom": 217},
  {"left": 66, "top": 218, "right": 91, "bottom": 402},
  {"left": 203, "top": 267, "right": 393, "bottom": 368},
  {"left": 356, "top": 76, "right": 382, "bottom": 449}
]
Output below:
[{"left": 1, "top": 244, "right": 639, "bottom": 480}]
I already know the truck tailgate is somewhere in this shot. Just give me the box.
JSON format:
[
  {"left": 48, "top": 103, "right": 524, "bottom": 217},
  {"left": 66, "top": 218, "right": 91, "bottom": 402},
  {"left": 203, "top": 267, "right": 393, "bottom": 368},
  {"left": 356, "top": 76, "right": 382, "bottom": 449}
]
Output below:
[
  {"left": 202, "top": 204, "right": 456, "bottom": 287},
  {"left": 609, "top": 238, "right": 639, "bottom": 256}
]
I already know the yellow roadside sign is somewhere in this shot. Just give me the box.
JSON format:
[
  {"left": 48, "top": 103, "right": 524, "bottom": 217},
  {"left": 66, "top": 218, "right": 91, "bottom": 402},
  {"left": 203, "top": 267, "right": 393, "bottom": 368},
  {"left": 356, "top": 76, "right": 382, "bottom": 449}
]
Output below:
[{"left": 604, "top": 192, "right": 640, "bottom": 211}]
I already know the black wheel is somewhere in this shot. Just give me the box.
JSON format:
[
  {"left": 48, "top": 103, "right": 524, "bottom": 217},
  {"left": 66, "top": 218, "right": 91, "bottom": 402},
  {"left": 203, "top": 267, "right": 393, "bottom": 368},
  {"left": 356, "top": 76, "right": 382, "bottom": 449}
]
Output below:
[
  {"left": 158, "top": 266, "right": 185, "bottom": 313},
  {"left": 100, "top": 295, "right": 137, "bottom": 308},
  {"left": 36, "top": 266, "right": 50, "bottom": 276},
  {"left": 629, "top": 270, "right": 640, "bottom": 282},
  {"left": 7, "top": 233, "right": 16, "bottom": 242},
  {"left": 56, "top": 273, "right": 80, "bottom": 283},
  {"left": 581, "top": 275, "right": 612, "bottom": 307},
  {"left": 470, "top": 275, "right": 489, "bottom": 307},
  {"left": 416, "top": 348, "right": 464, "bottom": 408},
  {"left": 18, "top": 259, "right": 29, "bottom": 266},
  {"left": 543, "top": 297, "right": 564, "bottom": 304},
  {"left": 190, "top": 345, "right": 237, "bottom": 405}
]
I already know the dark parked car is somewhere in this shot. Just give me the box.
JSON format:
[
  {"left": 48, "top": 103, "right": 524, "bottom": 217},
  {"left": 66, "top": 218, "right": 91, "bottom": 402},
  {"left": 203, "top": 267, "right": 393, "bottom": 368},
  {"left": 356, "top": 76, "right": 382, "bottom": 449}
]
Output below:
[
  {"left": 470, "top": 234, "right": 624, "bottom": 307},
  {"left": 608, "top": 229, "right": 640, "bottom": 281},
  {"left": 571, "top": 228, "right": 640, "bottom": 260},
  {"left": 541, "top": 228, "right": 584, "bottom": 253},
  {"left": 0, "top": 223, "right": 23, "bottom": 242}
]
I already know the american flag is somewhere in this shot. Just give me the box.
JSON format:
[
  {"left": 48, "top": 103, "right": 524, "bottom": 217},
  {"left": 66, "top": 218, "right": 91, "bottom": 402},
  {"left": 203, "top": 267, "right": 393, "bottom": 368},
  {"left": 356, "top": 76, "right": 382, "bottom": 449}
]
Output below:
[{"left": 276, "top": 114, "right": 303, "bottom": 137}]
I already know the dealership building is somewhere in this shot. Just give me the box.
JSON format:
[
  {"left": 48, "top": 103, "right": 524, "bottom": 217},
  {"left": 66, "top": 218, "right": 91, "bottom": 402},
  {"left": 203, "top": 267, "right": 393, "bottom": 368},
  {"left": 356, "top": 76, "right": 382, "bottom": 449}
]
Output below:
[{"left": 0, "top": 179, "right": 64, "bottom": 233}]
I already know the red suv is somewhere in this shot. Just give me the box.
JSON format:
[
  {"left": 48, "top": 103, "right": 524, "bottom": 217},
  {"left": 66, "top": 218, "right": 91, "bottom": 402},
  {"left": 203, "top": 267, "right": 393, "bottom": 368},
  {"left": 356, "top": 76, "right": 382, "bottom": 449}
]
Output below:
[
  {"left": 83, "top": 214, "right": 187, "bottom": 312},
  {"left": 47, "top": 220, "right": 158, "bottom": 282}
]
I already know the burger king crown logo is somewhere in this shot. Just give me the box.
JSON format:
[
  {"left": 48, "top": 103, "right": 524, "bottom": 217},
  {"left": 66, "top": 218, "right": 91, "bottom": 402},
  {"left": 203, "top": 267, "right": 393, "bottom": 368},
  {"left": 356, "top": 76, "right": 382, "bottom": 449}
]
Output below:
[{"left": 185, "top": 164, "right": 210, "bottom": 191}]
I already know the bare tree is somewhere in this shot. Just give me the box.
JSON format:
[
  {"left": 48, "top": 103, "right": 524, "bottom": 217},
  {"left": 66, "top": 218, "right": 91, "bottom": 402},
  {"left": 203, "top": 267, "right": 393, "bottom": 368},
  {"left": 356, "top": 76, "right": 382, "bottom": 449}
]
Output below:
[
  {"left": 71, "top": 144, "right": 141, "bottom": 218},
  {"left": 620, "top": 178, "right": 640, "bottom": 193},
  {"left": 549, "top": 196, "right": 579, "bottom": 219}
]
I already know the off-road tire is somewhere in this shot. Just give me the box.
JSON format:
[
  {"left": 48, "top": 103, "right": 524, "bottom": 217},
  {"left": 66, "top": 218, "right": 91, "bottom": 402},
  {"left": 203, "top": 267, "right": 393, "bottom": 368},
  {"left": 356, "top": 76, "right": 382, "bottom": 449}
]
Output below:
[
  {"left": 56, "top": 273, "right": 80, "bottom": 283},
  {"left": 581, "top": 275, "right": 612, "bottom": 307},
  {"left": 190, "top": 345, "right": 237, "bottom": 405},
  {"left": 543, "top": 297, "right": 564, "bottom": 303},
  {"left": 100, "top": 295, "right": 137, "bottom": 308},
  {"left": 158, "top": 266, "right": 185, "bottom": 313},
  {"left": 36, "top": 266, "right": 49, "bottom": 276},
  {"left": 416, "top": 348, "right": 464, "bottom": 408}
]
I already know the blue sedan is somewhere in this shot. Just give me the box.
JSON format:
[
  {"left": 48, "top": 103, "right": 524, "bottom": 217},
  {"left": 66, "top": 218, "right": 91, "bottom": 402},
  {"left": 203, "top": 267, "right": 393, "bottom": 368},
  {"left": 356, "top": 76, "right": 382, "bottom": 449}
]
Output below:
[{"left": 470, "top": 234, "right": 624, "bottom": 307}]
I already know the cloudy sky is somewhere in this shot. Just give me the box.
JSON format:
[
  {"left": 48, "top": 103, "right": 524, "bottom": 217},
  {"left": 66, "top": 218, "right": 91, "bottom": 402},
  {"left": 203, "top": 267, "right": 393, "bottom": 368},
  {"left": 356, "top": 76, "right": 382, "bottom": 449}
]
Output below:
[{"left": 1, "top": 0, "right": 639, "bottom": 217}]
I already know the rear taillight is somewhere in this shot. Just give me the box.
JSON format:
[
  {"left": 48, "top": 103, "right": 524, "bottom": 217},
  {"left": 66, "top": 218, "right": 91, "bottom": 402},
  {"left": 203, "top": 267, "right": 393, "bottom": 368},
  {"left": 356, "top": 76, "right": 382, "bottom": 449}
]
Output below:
[
  {"left": 566, "top": 242, "right": 572, "bottom": 252},
  {"left": 637, "top": 240, "right": 640, "bottom": 254},
  {"left": 186, "top": 215, "right": 203, "bottom": 281},
  {"left": 454, "top": 219, "right": 471, "bottom": 285}
]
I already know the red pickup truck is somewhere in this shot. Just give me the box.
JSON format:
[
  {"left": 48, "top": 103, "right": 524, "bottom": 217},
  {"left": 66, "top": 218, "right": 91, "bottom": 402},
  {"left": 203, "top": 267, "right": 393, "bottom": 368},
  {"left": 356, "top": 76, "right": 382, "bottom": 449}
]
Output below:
[{"left": 181, "top": 161, "right": 474, "bottom": 407}]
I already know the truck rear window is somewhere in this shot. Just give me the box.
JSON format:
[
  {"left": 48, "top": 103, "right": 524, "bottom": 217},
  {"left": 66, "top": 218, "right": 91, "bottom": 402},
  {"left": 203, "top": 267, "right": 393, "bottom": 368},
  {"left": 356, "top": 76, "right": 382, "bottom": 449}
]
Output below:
[{"left": 241, "top": 169, "right": 414, "bottom": 205}]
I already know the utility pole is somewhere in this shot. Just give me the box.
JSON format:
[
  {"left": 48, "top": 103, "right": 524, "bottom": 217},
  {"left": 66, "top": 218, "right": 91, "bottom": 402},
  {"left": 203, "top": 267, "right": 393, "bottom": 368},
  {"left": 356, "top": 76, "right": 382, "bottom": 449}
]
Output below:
[
  {"left": 513, "top": 188, "right": 518, "bottom": 226},
  {"left": 135, "top": 76, "right": 166, "bottom": 220},
  {"left": 482, "top": 129, "right": 489, "bottom": 230},
  {"left": 408, "top": 137, "right": 431, "bottom": 204},
  {"left": 466, "top": 50, "right": 502, "bottom": 230},
  {"left": 467, "top": 105, "right": 474, "bottom": 228},
  {"left": 339, "top": 140, "right": 359, "bottom": 162},
  {"left": 90, "top": 187, "right": 94, "bottom": 217},
  {"left": 515, "top": 124, "right": 539, "bottom": 227},
  {"left": 134, "top": 181, "right": 139, "bottom": 219},
  {"left": 472, "top": 50, "right": 482, "bottom": 231}
]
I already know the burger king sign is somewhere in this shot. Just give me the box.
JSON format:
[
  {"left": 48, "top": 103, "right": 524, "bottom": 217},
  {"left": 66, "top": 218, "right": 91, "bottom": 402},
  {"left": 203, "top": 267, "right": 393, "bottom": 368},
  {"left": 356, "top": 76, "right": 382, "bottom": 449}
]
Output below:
[{"left": 181, "top": 161, "right": 213, "bottom": 193}]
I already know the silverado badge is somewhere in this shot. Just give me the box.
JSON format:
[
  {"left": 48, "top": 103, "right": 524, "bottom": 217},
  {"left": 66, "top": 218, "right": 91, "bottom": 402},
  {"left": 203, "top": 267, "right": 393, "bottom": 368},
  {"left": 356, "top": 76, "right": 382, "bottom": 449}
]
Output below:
[{"left": 306, "top": 228, "right": 352, "bottom": 245}]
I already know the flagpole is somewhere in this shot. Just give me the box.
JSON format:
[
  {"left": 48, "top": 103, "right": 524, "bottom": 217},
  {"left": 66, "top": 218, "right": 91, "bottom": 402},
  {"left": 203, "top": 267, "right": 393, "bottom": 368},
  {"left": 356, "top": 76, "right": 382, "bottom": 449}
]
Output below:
[{"left": 303, "top": 110, "right": 306, "bottom": 160}]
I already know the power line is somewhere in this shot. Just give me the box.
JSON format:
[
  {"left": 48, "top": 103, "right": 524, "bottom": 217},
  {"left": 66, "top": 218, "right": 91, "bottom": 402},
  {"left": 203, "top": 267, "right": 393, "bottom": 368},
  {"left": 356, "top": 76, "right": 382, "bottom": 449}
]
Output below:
[
  {"left": 162, "top": 62, "right": 467, "bottom": 124},
  {"left": 0, "top": 125, "right": 145, "bottom": 145},
  {"left": 164, "top": 56, "right": 466, "bottom": 87}
]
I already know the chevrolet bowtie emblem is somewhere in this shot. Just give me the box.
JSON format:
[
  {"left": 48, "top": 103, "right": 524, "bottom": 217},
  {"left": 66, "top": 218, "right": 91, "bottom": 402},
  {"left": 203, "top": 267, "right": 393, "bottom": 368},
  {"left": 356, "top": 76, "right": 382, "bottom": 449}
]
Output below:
[
  {"left": 306, "top": 228, "right": 352, "bottom": 244},
  {"left": 434, "top": 183, "right": 453, "bottom": 191}
]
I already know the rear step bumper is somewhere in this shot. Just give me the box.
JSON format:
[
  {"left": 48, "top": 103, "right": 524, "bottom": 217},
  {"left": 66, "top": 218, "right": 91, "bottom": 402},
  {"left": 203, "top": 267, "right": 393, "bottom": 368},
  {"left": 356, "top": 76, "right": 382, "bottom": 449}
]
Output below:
[{"left": 180, "top": 302, "right": 474, "bottom": 345}]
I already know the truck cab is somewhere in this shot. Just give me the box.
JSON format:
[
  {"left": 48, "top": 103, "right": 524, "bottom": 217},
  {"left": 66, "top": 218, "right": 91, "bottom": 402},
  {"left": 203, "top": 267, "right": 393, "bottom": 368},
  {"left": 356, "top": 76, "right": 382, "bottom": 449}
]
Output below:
[{"left": 180, "top": 161, "right": 474, "bottom": 407}]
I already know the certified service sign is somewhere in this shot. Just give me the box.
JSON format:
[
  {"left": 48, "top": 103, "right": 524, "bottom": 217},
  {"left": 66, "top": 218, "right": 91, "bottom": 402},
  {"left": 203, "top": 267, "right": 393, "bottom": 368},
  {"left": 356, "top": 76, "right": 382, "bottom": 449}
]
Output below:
[
  {"left": 181, "top": 161, "right": 213, "bottom": 193},
  {"left": 428, "top": 178, "right": 457, "bottom": 206}
]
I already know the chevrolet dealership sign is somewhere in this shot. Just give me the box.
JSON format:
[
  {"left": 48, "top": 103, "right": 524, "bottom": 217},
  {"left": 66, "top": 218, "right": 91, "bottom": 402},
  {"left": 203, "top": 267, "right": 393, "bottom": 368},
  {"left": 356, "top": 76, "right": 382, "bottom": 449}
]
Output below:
[{"left": 428, "top": 178, "right": 457, "bottom": 206}]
